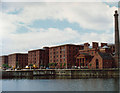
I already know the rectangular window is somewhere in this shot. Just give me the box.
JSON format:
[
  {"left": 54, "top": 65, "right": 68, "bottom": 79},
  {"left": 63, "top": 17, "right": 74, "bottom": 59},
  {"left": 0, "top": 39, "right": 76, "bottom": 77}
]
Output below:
[{"left": 60, "top": 55, "right": 62, "bottom": 58}]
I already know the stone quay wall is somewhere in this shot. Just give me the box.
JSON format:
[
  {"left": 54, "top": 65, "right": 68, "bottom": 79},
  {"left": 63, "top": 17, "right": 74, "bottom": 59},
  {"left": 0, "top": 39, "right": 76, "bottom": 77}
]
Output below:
[{"left": 2, "top": 69, "right": 119, "bottom": 78}]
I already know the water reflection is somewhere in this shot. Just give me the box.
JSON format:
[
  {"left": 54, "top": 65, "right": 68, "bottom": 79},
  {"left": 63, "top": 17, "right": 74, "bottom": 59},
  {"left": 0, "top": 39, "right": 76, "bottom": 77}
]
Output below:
[
  {"left": 2, "top": 75, "right": 119, "bottom": 80},
  {"left": 2, "top": 77, "right": 119, "bottom": 91}
]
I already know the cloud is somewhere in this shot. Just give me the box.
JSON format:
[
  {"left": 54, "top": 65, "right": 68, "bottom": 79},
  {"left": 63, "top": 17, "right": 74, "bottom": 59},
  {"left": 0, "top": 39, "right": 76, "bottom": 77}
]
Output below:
[
  {"left": 1, "top": 27, "right": 79, "bottom": 54},
  {"left": 1, "top": 0, "right": 119, "bottom": 2},
  {"left": 1, "top": 27, "right": 114, "bottom": 55},
  {"left": 2, "top": 2, "right": 117, "bottom": 31},
  {"left": 0, "top": 2, "right": 117, "bottom": 55}
]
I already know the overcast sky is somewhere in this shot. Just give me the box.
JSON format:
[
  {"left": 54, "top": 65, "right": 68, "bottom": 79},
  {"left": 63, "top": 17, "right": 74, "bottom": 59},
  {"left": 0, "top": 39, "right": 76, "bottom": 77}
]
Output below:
[{"left": 0, "top": 0, "right": 119, "bottom": 55}]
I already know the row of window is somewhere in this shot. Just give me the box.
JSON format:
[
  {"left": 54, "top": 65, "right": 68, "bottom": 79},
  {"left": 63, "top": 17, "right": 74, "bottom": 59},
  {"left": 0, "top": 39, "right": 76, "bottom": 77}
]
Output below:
[
  {"left": 50, "top": 59, "right": 66, "bottom": 62},
  {"left": 50, "top": 54, "right": 66, "bottom": 58},
  {"left": 50, "top": 46, "right": 82, "bottom": 51}
]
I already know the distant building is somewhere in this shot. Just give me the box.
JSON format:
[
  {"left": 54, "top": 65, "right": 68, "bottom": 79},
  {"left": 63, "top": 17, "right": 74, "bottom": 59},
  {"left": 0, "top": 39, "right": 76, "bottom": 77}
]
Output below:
[
  {"left": 8, "top": 53, "right": 28, "bottom": 68},
  {"left": 88, "top": 52, "right": 114, "bottom": 69},
  {"left": 49, "top": 44, "right": 84, "bottom": 69},
  {"left": 0, "top": 56, "right": 8, "bottom": 68},
  {"left": 75, "top": 42, "right": 115, "bottom": 69},
  {"left": 28, "top": 47, "right": 49, "bottom": 68},
  {"left": 1, "top": 11, "right": 118, "bottom": 70}
]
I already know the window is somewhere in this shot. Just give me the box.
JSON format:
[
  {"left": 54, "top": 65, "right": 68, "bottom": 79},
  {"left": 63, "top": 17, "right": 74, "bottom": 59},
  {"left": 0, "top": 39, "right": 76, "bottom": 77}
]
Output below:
[
  {"left": 69, "top": 50, "right": 71, "bottom": 53},
  {"left": 96, "top": 59, "right": 99, "bottom": 69},
  {"left": 60, "top": 55, "right": 62, "bottom": 58},
  {"left": 69, "top": 54, "right": 71, "bottom": 57}
]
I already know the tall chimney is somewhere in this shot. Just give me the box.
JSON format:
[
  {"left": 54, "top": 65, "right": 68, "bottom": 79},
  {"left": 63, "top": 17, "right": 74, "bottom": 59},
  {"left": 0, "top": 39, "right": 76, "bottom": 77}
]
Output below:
[{"left": 114, "top": 10, "right": 119, "bottom": 68}]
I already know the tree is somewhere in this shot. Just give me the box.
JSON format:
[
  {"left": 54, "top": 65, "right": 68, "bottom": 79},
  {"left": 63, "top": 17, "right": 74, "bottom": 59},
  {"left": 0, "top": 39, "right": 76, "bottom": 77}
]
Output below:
[
  {"left": 48, "top": 63, "right": 51, "bottom": 66},
  {"left": 48, "top": 63, "right": 52, "bottom": 68},
  {"left": 55, "top": 63, "right": 57, "bottom": 66},
  {"left": 54, "top": 63, "right": 57, "bottom": 69},
  {"left": 29, "top": 64, "right": 33, "bottom": 67},
  {"left": 52, "top": 63, "right": 55, "bottom": 67},
  {"left": 16, "top": 61, "right": 19, "bottom": 68},
  {"left": 29, "top": 64, "right": 33, "bottom": 69},
  {"left": 89, "top": 64, "right": 92, "bottom": 67},
  {"left": 60, "top": 63, "right": 62, "bottom": 69},
  {"left": 64, "top": 63, "right": 66, "bottom": 68},
  {"left": 2, "top": 64, "right": 9, "bottom": 69}
]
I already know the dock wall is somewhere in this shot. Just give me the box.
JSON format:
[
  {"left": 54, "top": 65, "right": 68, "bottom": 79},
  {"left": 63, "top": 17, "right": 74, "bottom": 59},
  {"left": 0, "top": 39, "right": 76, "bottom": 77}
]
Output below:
[{"left": 2, "top": 69, "right": 119, "bottom": 78}]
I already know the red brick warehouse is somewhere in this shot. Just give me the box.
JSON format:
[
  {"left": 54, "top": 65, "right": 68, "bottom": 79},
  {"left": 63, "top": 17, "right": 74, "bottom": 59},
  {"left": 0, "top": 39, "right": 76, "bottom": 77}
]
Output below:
[
  {"left": 8, "top": 53, "right": 28, "bottom": 68},
  {"left": 0, "top": 55, "right": 8, "bottom": 68},
  {"left": 28, "top": 47, "right": 49, "bottom": 68},
  {"left": 49, "top": 44, "right": 84, "bottom": 69}
]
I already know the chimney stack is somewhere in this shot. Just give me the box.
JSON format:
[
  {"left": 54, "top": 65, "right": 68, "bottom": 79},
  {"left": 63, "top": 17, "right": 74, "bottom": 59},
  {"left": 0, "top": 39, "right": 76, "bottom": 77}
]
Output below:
[
  {"left": 101, "top": 43, "right": 107, "bottom": 47},
  {"left": 92, "top": 42, "right": 98, "bottom": 49},
  {"left": 84, "top": 43, "right": 90, "bottom": 50},
  {"left": 114, "top": 10, "right": 119, "bottom": 68}
]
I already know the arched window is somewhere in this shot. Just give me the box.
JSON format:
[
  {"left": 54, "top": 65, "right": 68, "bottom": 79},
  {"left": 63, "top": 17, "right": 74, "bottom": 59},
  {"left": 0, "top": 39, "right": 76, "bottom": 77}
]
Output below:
[{"left": 96, "top": 59, "right": 99, "bottom": 69}]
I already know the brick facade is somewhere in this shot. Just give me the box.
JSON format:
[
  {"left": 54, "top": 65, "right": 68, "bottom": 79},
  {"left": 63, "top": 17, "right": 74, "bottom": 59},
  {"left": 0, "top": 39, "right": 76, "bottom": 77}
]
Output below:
[
  {"left": 0, "top": 56, "right": 8, "bottom": 68},
  {"left": 28, "top": 47, "right": 49, "bottom": 68},
  {"left": 88, "top": 52, "right": 114, "bottom": 69},
  {"left": 8, "top": 53, "right": 28, "bottom": 68},
  {"left": 75, "top": 42, "right": 115, "bottom": 69},
  {"left": 1, "top": 42, "right": 115, "bottom": 69},
  {"left": 49, "top": 44, "right": 84, "bottom": 69}
]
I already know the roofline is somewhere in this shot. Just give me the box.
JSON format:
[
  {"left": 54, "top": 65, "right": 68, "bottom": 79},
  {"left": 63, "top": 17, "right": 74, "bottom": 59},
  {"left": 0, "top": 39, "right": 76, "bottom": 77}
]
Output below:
[
  {"left": 97, "top": 52, "right": 113, "bottom": 60},
  {"left": 8, "top": 53, "right": 28, "bottom": 56},
  {"left": 28, "top": 49, "right": 45, "bottom": 52},
  {"left": 0, "top": 55, "right": 8, "bottom": 57},
  {"left": 49, "top": 44, "right": 84, "bottom": 49}
]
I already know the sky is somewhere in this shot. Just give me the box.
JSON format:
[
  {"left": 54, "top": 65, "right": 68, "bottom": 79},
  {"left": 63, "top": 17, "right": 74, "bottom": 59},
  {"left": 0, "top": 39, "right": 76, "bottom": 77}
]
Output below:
[{"left": 0, "top": 0, "right": 119, "bottom": 56}]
